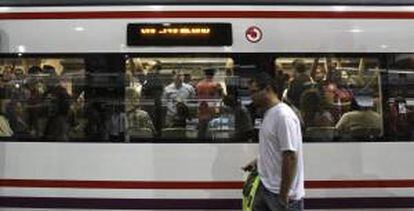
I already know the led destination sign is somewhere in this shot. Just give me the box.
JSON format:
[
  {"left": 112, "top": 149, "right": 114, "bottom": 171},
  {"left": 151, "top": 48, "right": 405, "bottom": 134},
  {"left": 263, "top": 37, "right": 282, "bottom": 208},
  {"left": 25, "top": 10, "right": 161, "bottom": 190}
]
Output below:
[
  {"left": 127, "top": 23, "right": 232, "bottom": 46},
  {"left": 140, "top": 27, "right": 211, "bottom": 35}
]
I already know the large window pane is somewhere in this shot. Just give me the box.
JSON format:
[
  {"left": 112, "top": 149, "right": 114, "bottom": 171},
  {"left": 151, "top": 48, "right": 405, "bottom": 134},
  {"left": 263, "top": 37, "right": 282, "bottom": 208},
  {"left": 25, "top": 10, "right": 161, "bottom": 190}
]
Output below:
[
  {"left": 0, "top": 55, "right": 125, "bottom": 142},
  {"left": 125, "top": 56, "right": 255, "bottom": 142},
  {"left": 2, "top": 53, "right": 411, "bottom": 143},
  {"left": 0, "top": 57, "right": 86, "bottom": 140},
  {"left": 275, "top": 56, "right": 384, "bottom": 142}
]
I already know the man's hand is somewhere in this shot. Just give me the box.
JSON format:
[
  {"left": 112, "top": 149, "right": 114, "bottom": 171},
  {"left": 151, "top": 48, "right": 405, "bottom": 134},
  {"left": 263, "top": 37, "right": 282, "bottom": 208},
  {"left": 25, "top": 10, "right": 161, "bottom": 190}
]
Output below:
[{"left": 241, "top": 159, "right": 257, "bottom": 172}]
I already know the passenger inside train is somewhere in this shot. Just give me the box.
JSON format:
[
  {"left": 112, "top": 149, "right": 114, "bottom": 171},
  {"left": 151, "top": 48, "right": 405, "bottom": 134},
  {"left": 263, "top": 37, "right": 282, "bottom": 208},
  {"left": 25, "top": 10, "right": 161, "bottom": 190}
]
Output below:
[{"left": 0, "top": 55, "right": 412, "bottom": 142}]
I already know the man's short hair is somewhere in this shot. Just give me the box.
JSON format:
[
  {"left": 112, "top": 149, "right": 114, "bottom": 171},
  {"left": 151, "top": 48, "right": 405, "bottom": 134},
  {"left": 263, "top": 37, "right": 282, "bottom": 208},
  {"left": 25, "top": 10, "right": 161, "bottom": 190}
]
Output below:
[
  {"left": 203, "top": 68, "right": 216, "bottom": 76},
  {"left": 28, "top": 66, "right": 42, "bottom": 74},
  {"left": 152, "top": 60, "right": 162, "bottom": 72},
  {"left": 250, "top": 72, "right": 282, "bottom": 98},
  {"left": 292, "top": 59, "right": 307, "bottom": 74},
  {"left": 43, "top": 65, "right": 56, "bottom": 75}
]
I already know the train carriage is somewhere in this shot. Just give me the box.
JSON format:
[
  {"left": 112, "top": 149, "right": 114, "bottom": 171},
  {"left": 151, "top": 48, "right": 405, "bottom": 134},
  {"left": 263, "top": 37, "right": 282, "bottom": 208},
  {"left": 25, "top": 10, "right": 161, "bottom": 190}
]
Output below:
[{"left": 0, "top": 0, "right": 413, "bottom": 210}]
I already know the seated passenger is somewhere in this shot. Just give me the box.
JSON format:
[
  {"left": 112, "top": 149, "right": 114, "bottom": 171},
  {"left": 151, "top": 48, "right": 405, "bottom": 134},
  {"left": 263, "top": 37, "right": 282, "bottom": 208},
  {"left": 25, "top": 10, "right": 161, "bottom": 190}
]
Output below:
[
  {"left": 125, "top": 87, "right": 155, "bottom": 138},
  {"left": 223, "top": 95, "right": 254, "bottom": 140},
  {"left": 7, "top": 101, "right": 29, "bottom": 136},
  {"left": 208, "top": 106, "right": 235, "bottom": 130},
  {"left": 335, "top": 94, "right": 381, "bottom": 139},
  {"left": 300, "top": 89, "right": 334, "bottom": 127},
  {"left": 163, "top": 70, "right": 195, "bottom": 126},
  {"left": 207, "top": 105, "right": 235, "bottom": 140},
  {"left": 0, "top": 100, "right": 13, "bottom": 137},
  {"left": 170, "top": 101, "right": 190, "bottom": 128}
]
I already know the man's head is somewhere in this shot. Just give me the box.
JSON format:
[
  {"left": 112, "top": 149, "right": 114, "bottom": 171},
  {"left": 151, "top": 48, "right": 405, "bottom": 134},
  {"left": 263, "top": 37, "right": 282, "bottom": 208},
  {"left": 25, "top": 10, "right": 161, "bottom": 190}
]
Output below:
[
  {"left": 43, "top": 65, "right": 57, "bottom": 75},
  {"left": 151, "top": 60, "right": 162, "bottom": 73},
  {"left": 173, "top": 70, "right": 184, "bottom": 87},
  {"left": 249, "top": 72, "right": 281, "bottom": 110},
  {"left": 292, "top": 59, "right": 307, "bottom": 76},
  {"left": 203, "top": 68, "right": 216, "bottom": 80}
]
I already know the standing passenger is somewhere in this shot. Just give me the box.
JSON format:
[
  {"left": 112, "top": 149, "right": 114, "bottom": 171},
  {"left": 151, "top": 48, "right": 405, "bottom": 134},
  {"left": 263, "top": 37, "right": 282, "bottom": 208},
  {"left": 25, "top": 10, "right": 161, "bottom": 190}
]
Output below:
[
  {"left": 141, "top": 61, "right": 164, "bottom": 137},
  {"left": 243, "top": 72, "right": 304, "bottom": 211},
  {"left": 196, "top": 68, "right": 223, "bottom": 139},
  {"left": 43, "top": 84, "right": 71, "bottom": 141},
  {"left": 286, "top": 59, "right": 313, "bottom": 108},
  {"left": 163, "top": 71, "right": 195, "bottom": 127},
  {"left": 196, "top": 68, "right": 223, "bottom": 99}
]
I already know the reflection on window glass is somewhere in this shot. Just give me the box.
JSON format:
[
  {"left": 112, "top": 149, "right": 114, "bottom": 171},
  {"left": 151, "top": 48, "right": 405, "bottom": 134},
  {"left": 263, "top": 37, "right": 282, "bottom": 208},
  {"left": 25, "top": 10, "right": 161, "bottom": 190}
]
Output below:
[
  {"left": 0, "top": 58, "right": 85, "bottom": 140},
  {"left": 125, "top": 57, "right": 255, "bottom": 142},
  {"left": 383, "top": 54, "right": 414, "bottom": 141},
  {"left": 276, "top": 57, "right": 383, "bottom": 141},
  {"left": 1, "top": 54, "right": 411, "bottom": 143},
  {"left": 0, "top": 55, "right": 127, "bottom": 142}
]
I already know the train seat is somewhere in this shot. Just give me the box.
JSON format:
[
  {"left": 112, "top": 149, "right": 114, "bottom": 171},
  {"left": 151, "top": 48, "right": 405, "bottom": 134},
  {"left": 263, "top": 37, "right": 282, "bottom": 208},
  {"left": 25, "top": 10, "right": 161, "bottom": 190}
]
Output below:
[
  {"left": 304, "top": 127, "right": 336, "bottom": 142},
  {"left": 161, "top": 128, "right": 197, "bottom": 139}
]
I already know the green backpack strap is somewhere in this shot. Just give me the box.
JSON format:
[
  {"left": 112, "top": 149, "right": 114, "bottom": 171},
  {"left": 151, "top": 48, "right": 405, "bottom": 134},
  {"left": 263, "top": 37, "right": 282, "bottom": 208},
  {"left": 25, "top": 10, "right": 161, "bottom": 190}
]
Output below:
[{"left": 242, "top": 170, "right": 260, "bottom": 211}]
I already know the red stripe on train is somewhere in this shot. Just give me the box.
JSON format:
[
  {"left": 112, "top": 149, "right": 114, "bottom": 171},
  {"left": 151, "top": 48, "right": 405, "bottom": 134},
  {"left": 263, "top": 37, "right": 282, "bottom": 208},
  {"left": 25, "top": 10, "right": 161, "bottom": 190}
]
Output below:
[
  {"left": 0, "top": 180, "right": 241, "bottom": 189},
  {"left": 1, "top": 179, "right": 414, "bottom": 189},
  {"left": 307, "top": 180, "right": 414, "bottom": 188},
  {"left": 1, "top": 11, "right": 414, "bottom": 19}
]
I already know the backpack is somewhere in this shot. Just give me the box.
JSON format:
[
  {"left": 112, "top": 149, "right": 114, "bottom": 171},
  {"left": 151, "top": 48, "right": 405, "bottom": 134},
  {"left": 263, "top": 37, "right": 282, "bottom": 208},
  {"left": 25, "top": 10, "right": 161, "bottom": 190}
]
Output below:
[{"left": 242, "top": 170, "right": 260, "bottom": 211}]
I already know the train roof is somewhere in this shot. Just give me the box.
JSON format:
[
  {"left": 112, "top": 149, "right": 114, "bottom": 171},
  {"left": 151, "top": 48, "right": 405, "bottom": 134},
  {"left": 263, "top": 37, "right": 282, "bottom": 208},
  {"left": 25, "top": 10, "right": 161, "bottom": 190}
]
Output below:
[{"left": 2, "top": 0, "right": 414, "bottom": 6}]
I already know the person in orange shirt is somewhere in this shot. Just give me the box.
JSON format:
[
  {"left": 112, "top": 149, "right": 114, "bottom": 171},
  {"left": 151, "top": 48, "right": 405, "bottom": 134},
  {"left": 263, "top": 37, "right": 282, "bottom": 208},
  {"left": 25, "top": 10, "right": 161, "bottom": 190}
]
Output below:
[{"left": 196, "top": 68, "right": 223, "bottom": 100}]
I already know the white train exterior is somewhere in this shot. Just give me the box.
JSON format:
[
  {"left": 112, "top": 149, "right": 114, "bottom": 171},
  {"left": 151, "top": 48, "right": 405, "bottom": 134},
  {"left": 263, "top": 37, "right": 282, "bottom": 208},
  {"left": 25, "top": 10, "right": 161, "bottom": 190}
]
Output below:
[{"left": 0, "top": 1, "right": 413, "bottom": 210}]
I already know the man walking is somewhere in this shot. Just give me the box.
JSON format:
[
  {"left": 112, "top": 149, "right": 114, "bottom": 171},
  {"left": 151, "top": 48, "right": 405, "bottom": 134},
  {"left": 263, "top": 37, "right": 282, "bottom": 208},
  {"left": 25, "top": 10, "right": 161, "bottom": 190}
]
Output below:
[{"left": 243, "top": 72, "right": 304, "bottom": 211}]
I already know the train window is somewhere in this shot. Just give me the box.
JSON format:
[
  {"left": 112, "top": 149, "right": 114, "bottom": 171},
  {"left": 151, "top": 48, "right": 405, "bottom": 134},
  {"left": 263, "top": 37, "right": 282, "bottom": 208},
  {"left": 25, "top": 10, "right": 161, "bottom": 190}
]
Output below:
[
  {"left": 275, "top": 56, "right": 384, "bottom": 142},
  {"left": 0, "top": 57, "right": 86, "bottom": 140},
  {"left": 125, "top": 56, "right": 255, "bottom": 142},
  {"left": 383, "top": 54, "right": 414, "bottom": 141},
  {"left": 1, "top": 54, "right": 411, "bottom": 143},
  {"left": 0, "top": 55, "right": 125, "bottom": 142}
]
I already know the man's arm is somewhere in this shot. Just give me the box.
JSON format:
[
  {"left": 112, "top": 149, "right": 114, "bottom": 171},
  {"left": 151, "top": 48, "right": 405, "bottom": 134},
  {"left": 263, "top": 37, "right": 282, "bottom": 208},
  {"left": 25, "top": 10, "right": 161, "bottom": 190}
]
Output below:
[{"left": 279, "top": 150, "right": 298, "bottom": 206}]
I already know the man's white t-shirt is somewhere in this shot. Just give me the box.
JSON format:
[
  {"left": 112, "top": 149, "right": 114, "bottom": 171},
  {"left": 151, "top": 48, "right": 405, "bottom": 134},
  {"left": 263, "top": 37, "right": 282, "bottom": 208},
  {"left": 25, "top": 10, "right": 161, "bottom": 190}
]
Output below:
[
  {"left": 258, "top": 102, "right": 305, "bottom": 200},
  {"left": 163, "top": 82, "right": 195, "bottom": 124}
]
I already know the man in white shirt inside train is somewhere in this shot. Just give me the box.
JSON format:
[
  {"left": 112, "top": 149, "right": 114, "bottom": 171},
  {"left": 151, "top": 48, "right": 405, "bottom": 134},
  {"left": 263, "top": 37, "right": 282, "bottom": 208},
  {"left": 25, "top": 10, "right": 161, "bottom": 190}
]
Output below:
[
  {"left": 243, "top": 72, "right": 304, "bottom": 211},
  {"left": 163, "top": 70, "right": 195, "bottom": 127}
]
